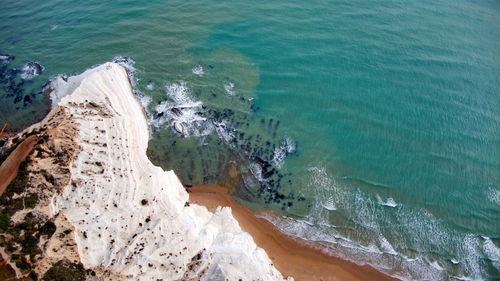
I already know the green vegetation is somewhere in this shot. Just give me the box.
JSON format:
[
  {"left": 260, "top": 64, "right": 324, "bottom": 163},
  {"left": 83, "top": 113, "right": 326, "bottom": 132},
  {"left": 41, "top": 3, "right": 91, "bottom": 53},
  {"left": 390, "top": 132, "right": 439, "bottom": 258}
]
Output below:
[{"left": 41, "top": 260, "right": 86, "bottom": 281}]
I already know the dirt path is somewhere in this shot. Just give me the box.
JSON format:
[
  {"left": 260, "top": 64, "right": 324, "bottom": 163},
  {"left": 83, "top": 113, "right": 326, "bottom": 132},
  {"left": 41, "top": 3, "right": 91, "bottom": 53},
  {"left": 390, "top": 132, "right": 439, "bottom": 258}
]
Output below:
[{"left": 0, "top": 135, "right": 40, "bottom": 195}]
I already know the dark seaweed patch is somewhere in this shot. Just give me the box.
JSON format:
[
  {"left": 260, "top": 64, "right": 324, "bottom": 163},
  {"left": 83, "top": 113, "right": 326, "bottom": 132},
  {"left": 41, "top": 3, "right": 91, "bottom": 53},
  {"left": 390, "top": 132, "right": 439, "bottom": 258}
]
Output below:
[
  {"left": 145, "top": 75, "right": 299, "bottom": 210},
  {"left": 0, "top": 53, "right": 50, "bottom": 130}
]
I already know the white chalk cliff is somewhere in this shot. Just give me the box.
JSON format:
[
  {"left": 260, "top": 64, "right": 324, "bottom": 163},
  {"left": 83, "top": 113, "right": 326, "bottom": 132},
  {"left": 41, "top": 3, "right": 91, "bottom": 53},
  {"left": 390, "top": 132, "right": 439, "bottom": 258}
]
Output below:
[{"left": 47, "top": 62, "right": 291, "bottom": 281}]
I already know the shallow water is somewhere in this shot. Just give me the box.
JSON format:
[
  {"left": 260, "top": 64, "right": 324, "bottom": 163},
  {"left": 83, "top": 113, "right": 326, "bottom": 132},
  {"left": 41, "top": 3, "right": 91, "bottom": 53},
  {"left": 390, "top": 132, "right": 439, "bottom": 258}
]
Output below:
[{"left": 1, "top": 0, "right": 499, "bottom": 280}]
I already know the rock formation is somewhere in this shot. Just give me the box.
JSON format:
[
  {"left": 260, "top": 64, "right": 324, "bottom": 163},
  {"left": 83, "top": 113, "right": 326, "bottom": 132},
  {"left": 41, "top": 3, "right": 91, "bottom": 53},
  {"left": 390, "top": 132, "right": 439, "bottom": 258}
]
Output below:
[{"left": 0, "top": 62, "right": 292, "bottom": 281}]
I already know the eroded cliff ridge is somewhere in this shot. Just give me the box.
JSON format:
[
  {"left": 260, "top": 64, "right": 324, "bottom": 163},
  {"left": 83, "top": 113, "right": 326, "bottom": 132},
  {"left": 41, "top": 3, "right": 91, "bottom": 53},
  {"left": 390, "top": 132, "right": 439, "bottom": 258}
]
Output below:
[{"left": 0, "top": 63, "right": 292, "bottom": 281}]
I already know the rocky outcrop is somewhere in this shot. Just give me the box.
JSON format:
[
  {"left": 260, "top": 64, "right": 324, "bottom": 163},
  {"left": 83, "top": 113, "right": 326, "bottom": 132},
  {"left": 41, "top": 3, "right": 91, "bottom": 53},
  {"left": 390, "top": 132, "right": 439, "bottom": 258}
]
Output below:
[
  {"left": 0, "top": 63, "right": 292, "bottom": 281},
  {"left": 20, "top": 62, "right": 44, "bottom": 80},
  {"left": 0, "top": 104, "right": 82, "bottom": 280}
]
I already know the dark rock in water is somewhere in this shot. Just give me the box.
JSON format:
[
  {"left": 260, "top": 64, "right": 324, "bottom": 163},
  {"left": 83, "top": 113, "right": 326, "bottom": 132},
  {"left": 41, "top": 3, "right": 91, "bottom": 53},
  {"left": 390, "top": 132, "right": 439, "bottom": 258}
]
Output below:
[
  {"left": 21, "top": 61, "right": 44, "bottom": 79},
  {"left": 203, "top": 175, "right": 210, "bottom": 184},
  {"left": 212, "top": 111, "right": 221, "bottom": 121},
  {"left": 23, "top": 94, "right": 32, "bottom": 105},
  {"left": 223, "top": 109, "right": 234, "bottom": 117},
  {"left": 268, "top": 119, "right": 273, "bottom": 132},
  {"left": 0, "top": 53, "right": 15, "bottom": 64},
  {"left": 208, "top": 65, "right": 214, "bottom": 69},
  {"left": 113, "top": 56, "right": 133, "bottom": 65},
  {"left": 153, "top": 112, "right": 164, "bottom": 119},
  {"left": 254, "top": 156, "right": 272, "bottom": 171},
  {"left": 263, "top": 169, "right": 275, "bottom": 179},
  {"left": 250, "top": 104, "right": 260, "bottom": 112},
  {"left": 41, "top": 79, "right": 53, "bottom": 93},
  {"left": 171, "top": 107, "right": 182, "bottom": 116}
]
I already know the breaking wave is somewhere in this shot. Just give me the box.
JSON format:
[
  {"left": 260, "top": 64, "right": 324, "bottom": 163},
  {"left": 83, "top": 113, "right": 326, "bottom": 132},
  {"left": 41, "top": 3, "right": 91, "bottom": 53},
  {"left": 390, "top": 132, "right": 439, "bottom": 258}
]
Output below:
[
  {"left": 376, "top": 194, "right": 398, "bottom": 207},
  {"left": 224, "top": 81, "right": 235, "bottom": 95},
  {"left": 483, "top": 237, "right": 500, "bottom": 269},
  {"left": 260, "top": 165, "right": 498, "bottom": 281},
  {"left": 487, "top": 187, "right": 500, "bottom": 205},
  {"left": 213, "top": 121, "right": 236, "bottom": 144},
  {"left": 192, "top": 65, "right": 204, "bottom": 76},
  {"left": 272, "top": 137, "right": 295, "bottom": 168},
  {"left": 20, "top": 61, "right": 44, "bottom": 79},
  {"left": 76, "top": 58, "right": 499, "bottom": 281},
  {"left": 150, "top": 81, "right": 212, "bottom": 138},
  {"left": 113, "top": 56, "right": 137, "bottom": 83},
  {"left": 146, "top": 81, "right": 154, "bottom": 91}
]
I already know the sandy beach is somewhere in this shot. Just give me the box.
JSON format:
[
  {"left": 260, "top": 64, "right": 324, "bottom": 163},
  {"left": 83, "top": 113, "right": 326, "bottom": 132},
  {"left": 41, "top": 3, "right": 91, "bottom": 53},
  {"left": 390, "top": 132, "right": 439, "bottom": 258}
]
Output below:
[{"left": 189, "top": 185, "right": 398, "bottom": 281}]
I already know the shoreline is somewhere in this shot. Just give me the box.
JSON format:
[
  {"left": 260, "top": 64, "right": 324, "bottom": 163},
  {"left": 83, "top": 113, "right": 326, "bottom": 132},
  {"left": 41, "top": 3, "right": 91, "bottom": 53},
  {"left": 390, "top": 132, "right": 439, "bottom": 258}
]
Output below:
[
  {"left": 188, "top": 185, "right": 399, "bottom": 281},
  {"left": 1, "top": 62, "right": 295, "bottom": 281},
  {"left": 0, "top": 62, "right": 400, "bottom": 280}
]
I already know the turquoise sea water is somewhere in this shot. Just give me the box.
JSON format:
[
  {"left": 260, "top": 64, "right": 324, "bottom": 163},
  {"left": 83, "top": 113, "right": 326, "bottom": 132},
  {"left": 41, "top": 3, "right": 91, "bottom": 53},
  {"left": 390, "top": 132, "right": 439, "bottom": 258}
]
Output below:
[{"left": 1, "top": 0, "right": 499, "bottom": 280}]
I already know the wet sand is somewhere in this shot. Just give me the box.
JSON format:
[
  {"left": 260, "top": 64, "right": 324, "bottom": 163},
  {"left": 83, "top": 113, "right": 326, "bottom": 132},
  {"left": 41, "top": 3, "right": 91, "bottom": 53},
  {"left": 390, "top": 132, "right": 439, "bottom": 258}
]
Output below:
[{"left": 189, "top": 185, "right": 399, "bottom": 281}]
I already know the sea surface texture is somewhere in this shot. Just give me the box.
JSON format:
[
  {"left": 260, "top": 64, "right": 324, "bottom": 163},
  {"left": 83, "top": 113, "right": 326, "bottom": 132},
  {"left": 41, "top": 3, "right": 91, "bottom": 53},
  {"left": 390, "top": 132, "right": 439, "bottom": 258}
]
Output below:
[{"left": 1, "top": 0, "right": 499, "bottom": 280}]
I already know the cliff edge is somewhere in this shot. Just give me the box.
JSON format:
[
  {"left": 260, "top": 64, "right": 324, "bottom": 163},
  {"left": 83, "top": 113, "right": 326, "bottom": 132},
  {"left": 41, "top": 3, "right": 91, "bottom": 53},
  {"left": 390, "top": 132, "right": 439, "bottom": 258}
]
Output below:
[{"left": 0, "top": 62, "right": 292, "bottom": 281}]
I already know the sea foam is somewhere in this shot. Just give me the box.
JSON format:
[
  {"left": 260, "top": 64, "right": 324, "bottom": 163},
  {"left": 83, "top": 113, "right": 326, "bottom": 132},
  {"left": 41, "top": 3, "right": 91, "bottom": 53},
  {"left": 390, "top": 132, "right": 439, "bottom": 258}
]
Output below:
[
  {"left": 146, "top": 81, "right": 154, "bottom": 90},
  {"left": 487, "top": 187, "right": 500, "bottom": 205},
  {"left": 192, "top": 65, "right": 204, "bottom": 76},
  {"left": 213, "top": 121, "right": 236, "bottom": 144},
  {"left": 267, "top": 164, "right": 496, "bottom": 281},
  {"left": 272, "top": 137, "right": 295, "bottom": 169},
  {"left": 376, "top": 194, "right": 398, "bottom": 207},
  {"left": 482, "top": 237, "right": 500, "bottom": 269},
  {"left": 224, "top": 81, "right": 236, "bottom": 95},
  {"left": 20, "top": 62, "right": 44, "bottom": 79},
  {"left": 151, "top": 81, "right": 212, "bottom": 138}
]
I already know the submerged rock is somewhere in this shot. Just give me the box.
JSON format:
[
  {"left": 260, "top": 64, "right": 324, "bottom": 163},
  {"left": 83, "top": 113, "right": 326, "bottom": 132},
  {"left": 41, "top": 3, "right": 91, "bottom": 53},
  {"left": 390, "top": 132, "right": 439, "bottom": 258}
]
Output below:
[
  {"left": 153, "top": 111, "right": 164, "bottom": 119},
  {"left": 112, "top": 56, "right": 133, "bottom": 65},
  {"left": 20, "top": 61, "right": 44, "bottom": 79},
  {"left": 0, "top": 53, "right": 15, "bottom": 64},
  {"left": 0, "top": 62, "right": 293, "bottom": 281},
  {"left": 171, "top": 107, "right": 182, "bottom": 116},
  {"left": 173, "top": 121, "right": 185, "bottom": 136}
]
